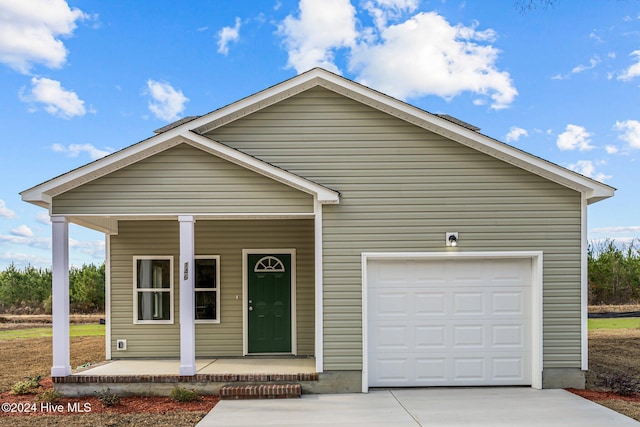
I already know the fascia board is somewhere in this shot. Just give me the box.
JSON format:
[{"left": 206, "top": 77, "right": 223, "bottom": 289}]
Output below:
[
  {"left": 313, "top": 73, "right": 615, "bottom": 203},
  {"left": 21, "top": 121, "right": 339, "bottom": 208},
  {"left": 190, "top": 68, "right": 614, "bottom": 203},
  {"left": 20, "top": 133, "right": 186, "bottom": 205}
]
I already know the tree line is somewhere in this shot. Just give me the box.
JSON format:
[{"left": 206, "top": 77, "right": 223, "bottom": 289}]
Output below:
[
  {"left": 589, "top": 239, "right": 640, "bottom": 305},
  {"left": 0, "top": 264, "right": 105, "bottom": 314},
  {"left": 0, "top": 240, "right": 638, "bottom": 313}
]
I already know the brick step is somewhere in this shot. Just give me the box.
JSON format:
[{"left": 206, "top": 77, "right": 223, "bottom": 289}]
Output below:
[{"left": 220, "top": 383, "right": 301, "bottom": 400}]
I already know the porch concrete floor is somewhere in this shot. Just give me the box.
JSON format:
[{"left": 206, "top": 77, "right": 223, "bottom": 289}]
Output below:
[{"left": 74, "top": 358, "right": 317, "bottom": 376}]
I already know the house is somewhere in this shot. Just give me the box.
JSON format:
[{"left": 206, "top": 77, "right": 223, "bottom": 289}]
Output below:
[{"left": 21, "top": 68, "right": 614, "bottom": 393}]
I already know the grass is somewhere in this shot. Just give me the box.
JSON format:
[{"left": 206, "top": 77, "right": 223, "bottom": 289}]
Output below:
[
  {"left": 0, "top": 324, "right": 104, "bottom": 340},
  {"left": 588, "top": 318, "right": 640, "bottom": 330}
]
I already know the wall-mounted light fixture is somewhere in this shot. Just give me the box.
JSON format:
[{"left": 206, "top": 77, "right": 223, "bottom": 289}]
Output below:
[{"left": 446, "top": 232, "right": 459, "bottom": 247}]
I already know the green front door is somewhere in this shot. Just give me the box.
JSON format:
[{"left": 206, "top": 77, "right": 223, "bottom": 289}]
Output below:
[{"left": 248, "top": 254, "right": 292, "bottom": 353}]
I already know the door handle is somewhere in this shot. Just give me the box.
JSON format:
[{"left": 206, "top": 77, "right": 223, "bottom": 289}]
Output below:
[{"left": 249, "top": 306, "right": 253, "bottom": 311}]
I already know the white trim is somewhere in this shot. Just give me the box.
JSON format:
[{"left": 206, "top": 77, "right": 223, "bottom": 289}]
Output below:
[
  {"left": 22, "top": 69, "right": 612, "bottom": 210},
  {"left": 361, "top": 251, "right": 544, "bottom": 392},
  {"left": 191, "top": 68, "right": 613, "bottom": 204},
  {"left": 314, "top": 198, "right": 324, "bottom": 373},
  {"left": 581, "top": 193, "right": 589, "bottom": 371},
  {"left": 105, "top": 234, "right": 112, "bottom": 360},
  {"left": 132, "top": 256, "right": 175, "bottom": 325},
  {"left": 21, "top": 132, "right": 339, "bottom": 207},
  {"left": 242, "top": 249, "right": 297, "bottom": 356},
  {"left": 51, "top": 216, "right": 71, "bottom": 377},
  {"left": 179, "top": 215, "right": 196, "bottom": 376},
  {"left": 194, "top": 255, "right": 221, "bottom": 324}
]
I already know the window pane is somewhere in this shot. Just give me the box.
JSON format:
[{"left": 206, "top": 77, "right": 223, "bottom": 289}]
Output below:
[
  {"left": 195, "top": 291, "right": 217, "bottom": 320},
  {"left": 195, "top": 259, "right": 217, "bottom": 289},
  {"left": 138, "top": 291, "right": 171, "bottom": 320},
  {"left": 137, "top": 259, "right": 171, "bottom": 289}
]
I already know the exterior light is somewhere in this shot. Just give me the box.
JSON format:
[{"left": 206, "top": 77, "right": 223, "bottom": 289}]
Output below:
[{"left": 446, "top": 232, "right": 459, "bottom": 247}]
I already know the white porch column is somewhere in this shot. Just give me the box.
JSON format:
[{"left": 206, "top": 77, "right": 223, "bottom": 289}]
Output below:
[
  {"left": 51, "top": 217, "right": 71, "bottom": 377},
  {"left": 178, "top": 215, "right": 196, "bottom": 376}
]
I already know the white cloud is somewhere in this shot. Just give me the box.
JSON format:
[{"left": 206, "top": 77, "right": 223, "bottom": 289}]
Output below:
[
  {"left": 217, "top": 17, "right": 241, "bottom": 55},
  {"left": 279, "top": 0, "right": 358, "bottom": 74},
  {"left": 567, "top": 160, "right": 610, "bottom": 182},
  {"left": 505, "top": 126, "right": 528, "bottom": 142},
  {"left": 571, "top": 56, "right": 600, "bottom": 74},
  {"left": 556, "top": 124, "right": 594, "bottom": 151},
  {"left": 614, "top": 119, "right": 640, "bottom": 149},
  {"left": 36, "top": 211, "right": 51, "bottom": 225},
  {"left": 0, "top": 251, "right": 50, "bottom": 267},
  {"left": 52, "top": 143, "right": 112, "bottom": 160},
  {"left": 0, "top": 233, "right": 50, "bottom": 249},
  {"left": 145, "top": 79, "right": 189, "bottom": 122},
  {"left": 592, "top": 226, "right": 640, "bottom": 234},
  {"left": 11, "top": 225, "right": 34, "bottom": 238},
  {"left": 364, "top": 0, "right": 419, "bottom": 29},
  {"left": 618, "top": 50, "right": 640, "bottom": 81},
  {"left": 348, "top": 12, "right": 517, "bottom": 109},
  {"left": 605, "top": 145, "right": 619, "bottom": 154},
  {"left": 20, "top": 77, "right": 89, "bottom": 119},
  {"left": 0, "top": 0, "right": 88, "bottom": 73},
  {"left": 0, "top": 200, "right": 16, "bottom": 219},
  {"left": 70, "top": 238, "right": 105, "bottom": 259}
]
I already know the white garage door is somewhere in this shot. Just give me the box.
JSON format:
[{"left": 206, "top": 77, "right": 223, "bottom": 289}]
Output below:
[{"left": 367, "top": 257, "right": 532, "bottom": 387}]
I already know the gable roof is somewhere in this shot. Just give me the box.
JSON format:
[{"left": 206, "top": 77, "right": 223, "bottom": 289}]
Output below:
[
  {"left": 21, "top": 131, "right": 340, "bottom": 210},
  {"left": 22, "top": 68, "right": 614, "bottom": 211}
]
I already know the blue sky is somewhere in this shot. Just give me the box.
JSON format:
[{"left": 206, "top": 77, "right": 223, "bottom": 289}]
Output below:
[{"left": 1, "top": 0, "right": 640, "bottom": 269}]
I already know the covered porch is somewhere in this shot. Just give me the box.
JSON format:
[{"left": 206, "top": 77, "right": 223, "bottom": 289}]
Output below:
[{"left": 19, "top": 136, "right": 340, "bottom": 384}]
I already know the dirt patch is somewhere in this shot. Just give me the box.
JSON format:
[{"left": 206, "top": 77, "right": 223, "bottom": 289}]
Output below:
[
  {"left": 0, "top": 324, "right": 218, "bottom": 425},
  {"left": 577, "top": 328, "right": 640, "bottom": 421},
  {"left": 0, "top": 336, "right": 104, "bottom": 393},
  {"left": 0, "top": 315, "right": 103, "bottom": 331},
  {"left": 589, "top": 304, "right": 640, "bottom": 314}
]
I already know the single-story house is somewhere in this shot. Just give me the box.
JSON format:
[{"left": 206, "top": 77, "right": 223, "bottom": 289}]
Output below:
[{"left": 21, "top": 68, "right": 615, "bottom": 393}]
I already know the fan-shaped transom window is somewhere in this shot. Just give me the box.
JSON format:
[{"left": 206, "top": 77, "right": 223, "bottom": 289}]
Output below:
[{"left": 254, "top": 256, "right": 285, "bottom": 272}]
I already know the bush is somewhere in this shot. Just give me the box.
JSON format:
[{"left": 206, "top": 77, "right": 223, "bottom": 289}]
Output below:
[
  {"left": 170, "top": 386, "right": 200, "bottom": 402},
  {"left": 11, "top": 376, "right": 42, "bottom": 395},
  {"left": 36, "top": 389, "right": 63, "bottom": 403},
  {"left": 95, "top": 387, "right": 121, "bottom": 407}
]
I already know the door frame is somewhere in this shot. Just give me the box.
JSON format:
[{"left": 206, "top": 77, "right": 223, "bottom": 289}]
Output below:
[
  {"left": 361, "top": 251, "right": 543, "bottom": 392},
  {"left": 242, "top": 249, "right": 297, "bottom": 355}
]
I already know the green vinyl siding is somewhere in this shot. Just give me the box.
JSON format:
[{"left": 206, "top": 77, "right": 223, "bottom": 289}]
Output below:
[
  {"left": 205, "top": 86, "right": 583, "bottom": 371},
  {"left": 52, "top": 143, "right": 313, "bottom": 215},
  {"left": 109, "top": 219, "right": 315, "bottom": 358}
]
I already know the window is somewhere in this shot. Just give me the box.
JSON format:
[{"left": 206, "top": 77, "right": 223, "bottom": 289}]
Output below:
[
  {"left": 134, "top": 257, "right": 173, "bottom": 324},
  {"left": 195, "top": 256, "right": 220, "bottom": 323}
]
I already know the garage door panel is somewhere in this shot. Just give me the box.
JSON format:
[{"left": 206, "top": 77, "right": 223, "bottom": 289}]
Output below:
[
  {"left": 415, "top": 292, "right": 447, "bottom": 315},
  {"left": 492, "top": 324, "right": 525, "bottom": 347},
  {"left": 415, "top": 326, "right": 446, "bottom": 348},
  {"left": 376, "top": 325, "right": 410, "bottom": 350},
  {"left": 452, "top": 325, "right": 486, "bottom": 348},
  {"left": 368, "top": 258, "right": 532, "bottom": 387},
  {"left": 453, "top": 292, "right": 484, "bottom": 314}
]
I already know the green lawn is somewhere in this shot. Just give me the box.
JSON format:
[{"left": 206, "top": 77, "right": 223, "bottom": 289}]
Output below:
[
  {"left": 0, "top": 324, "right": 104, "bottom": 340},
  {"left": 589, "top": 317, "right": 640, "bottom": 330}
]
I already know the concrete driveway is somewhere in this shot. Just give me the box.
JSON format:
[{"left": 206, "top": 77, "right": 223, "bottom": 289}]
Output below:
[{"left": 197, "top": 388, "right": 639, "bottom": 426}]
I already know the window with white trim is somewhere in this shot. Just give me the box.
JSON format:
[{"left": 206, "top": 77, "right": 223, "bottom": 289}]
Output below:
[
  {"left": 134, "top": 256, "right": 173, "bottom": 324},
  {"left": 195, "top": 256, "right": 220, "bottom": 323}
]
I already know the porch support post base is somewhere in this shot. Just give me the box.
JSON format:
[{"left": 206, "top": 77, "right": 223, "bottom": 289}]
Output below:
[
  {"left": 179, "top": 215, "right": 196, "bottom": 376},
  {"left": 51, "top": 216, "right": 71, "bottom": 377}
]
